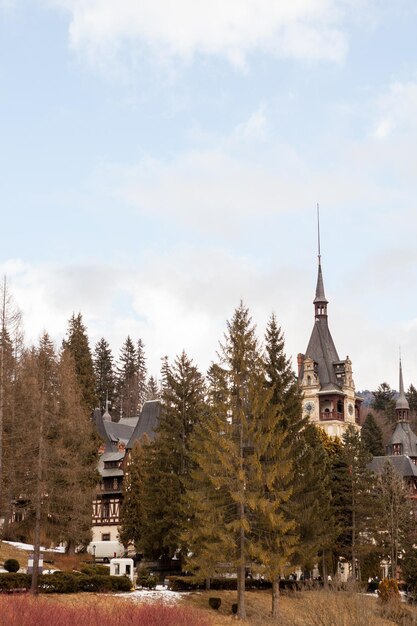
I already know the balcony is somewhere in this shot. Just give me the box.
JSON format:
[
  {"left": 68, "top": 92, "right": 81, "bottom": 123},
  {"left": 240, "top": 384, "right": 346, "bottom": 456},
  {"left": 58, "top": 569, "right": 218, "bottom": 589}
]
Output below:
[{"left": 320, "top": 410, "right": 344, "bottom": 422}]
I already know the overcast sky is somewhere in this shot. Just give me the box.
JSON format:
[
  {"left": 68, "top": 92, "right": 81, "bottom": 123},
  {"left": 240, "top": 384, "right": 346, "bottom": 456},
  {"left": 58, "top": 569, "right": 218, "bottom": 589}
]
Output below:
[{"left": 1, "top": 1, "right": 417, "bottom": 390}]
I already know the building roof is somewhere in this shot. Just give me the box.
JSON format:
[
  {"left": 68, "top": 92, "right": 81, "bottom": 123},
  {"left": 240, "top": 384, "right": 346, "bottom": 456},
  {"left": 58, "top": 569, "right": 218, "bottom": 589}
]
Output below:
[
  {"left": 369, "top": 455, "right": 417, "bottom": 478},
  {"left": 387, "top": 421, "right": 417, "bottom": 457},
  {"left": 127, "top": 400, "right": 161, "bottom": 449},
  {"left": 396, "top": 358, "right": 410, "bottom": 411},
  {"left": 305, "top": 318, "right": 341, "bottom": 390},
  {"left": 313, "top": 260, "right": 328, "bottom": 304}
]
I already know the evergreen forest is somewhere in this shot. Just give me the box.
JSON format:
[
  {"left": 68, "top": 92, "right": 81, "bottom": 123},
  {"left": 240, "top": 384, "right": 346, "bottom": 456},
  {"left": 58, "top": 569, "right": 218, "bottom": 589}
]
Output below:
[{"left": 1, "top": 280, "right": 417, "bottom": 615}]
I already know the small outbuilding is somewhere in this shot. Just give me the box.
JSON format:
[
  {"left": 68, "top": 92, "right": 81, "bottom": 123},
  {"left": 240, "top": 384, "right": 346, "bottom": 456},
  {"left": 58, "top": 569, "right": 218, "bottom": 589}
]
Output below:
[{"left": 110, "top": 557, "right": 135, "bottom": 584}]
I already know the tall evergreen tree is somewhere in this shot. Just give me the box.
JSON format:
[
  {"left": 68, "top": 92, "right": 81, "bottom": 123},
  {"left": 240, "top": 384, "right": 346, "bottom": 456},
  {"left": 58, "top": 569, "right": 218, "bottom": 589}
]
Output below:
[
  {"left": 406, "top": 384, "right": 417, "bottom": 413},
  {"left": 361, "top": 412, "right": 385, "bottom": 457},
  {"left": 93, "top": 338, "right": 115, "bottom": 411},
  {"left": 375, "top": 460, "right": 414, "bottom": 577},
  {"left": 342, "top": 425, "right": 379, "bottom": 581},
  {"left": 145, "top": 375, "right": 159, "bottom": 401},
  {"left": 372, "top": 382, "right": 396, "bottom": 423},
  {"left": 119, "top": 436, "right": 150, "bottom": 552},
  {"left": 290, "top": 424, "right": 335, "bottom": 578},
  {"left": 186, "top": 303, "right": 296, "bottom": 619},
  {"left": 0, "top": 277, "right": 22, "bottom": 535},
  {"left": 62, "top": 313, "right": 96, "bottom": 412},
  {"left": 116, "top": 336, "right": 138, "bottom": 418},
  {"left": 136, "top": 339, "right": 147, "bottom": 409},
  {"left": 130, "top": 351, "right": 206, "bottom": 559}
]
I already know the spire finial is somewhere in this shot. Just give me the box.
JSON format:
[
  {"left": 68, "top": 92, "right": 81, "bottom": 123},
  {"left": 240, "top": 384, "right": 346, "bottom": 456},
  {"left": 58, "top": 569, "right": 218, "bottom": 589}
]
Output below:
[{"left": 317, "top": 202, "right": 321, "bottom": 262}]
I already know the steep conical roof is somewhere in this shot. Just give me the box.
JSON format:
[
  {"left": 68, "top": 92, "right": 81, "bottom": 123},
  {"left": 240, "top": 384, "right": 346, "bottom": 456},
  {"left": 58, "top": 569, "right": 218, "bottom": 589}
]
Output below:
[
  {"left": 313, "top": 259, "right": 328, "bottom": 304},
  {"left": 396, "top": 358, "right": 410, "bottom": 411}
]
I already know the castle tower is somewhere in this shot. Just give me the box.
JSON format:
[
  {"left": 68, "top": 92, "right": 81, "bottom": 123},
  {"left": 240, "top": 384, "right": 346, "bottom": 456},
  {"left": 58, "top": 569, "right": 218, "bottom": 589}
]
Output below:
[
  {"left": 297, "top": 224, "right": 361, "bottom": 437},
  {"left": 386, "top": 359, "right": 417, "bottom": 458}
]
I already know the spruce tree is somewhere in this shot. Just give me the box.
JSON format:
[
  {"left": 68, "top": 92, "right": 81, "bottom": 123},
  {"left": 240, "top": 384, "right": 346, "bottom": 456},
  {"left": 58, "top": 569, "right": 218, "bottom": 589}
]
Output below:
[
  {"left": 116, "top": 336, "right": 138, "bottom": 418},
  {"left": 62, "top": 313, "right": 96, "bottom": 412},
  {"left": 406, "top": 384, "right": 417, "bottom": 413},
  {"left": 135, "top": 351, "right": 206, "bottom": 559},
  {"left": 136, "top": 339, "right": 147, "bottom": 409},
  {"left": 145, "top": 375, "right": 159, "bottom": 401},
  {"left": 342, "top": 425, "right": 379, "bottom": 581},
  {"left": 375, "top": 460, "right": 414, "bottom": 577},
  {"left": 119, "top": 436, "right": 150, "bottom": 552},
  {"left": 93, "top": 338, "right": 115, "bottom": 411},
  {"left": 361, "top": 412, "right": 385, "bottom": 456},
  {"left": 290, "top": 424, "right": 335, "bottom": 578},
  {"left": 372, "top": 382, "right": 396, "bottom": 423}
]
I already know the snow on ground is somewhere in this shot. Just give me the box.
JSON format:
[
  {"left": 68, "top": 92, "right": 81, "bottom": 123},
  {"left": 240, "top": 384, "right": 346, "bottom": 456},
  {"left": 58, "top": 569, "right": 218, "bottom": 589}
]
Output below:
[
  {"left": 117, "top": 586, "right": 184, "bottom": 604},
  {"left": 3, "top": 541, "right": 65, "bottom": 553}
]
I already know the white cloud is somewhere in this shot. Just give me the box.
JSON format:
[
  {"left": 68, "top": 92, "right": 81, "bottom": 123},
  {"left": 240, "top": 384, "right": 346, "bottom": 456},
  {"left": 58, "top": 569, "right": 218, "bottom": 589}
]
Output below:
[
  {"left": 46, "top": 0, "right": 352, "bottom": 71},
  {"left": 373, "top": 80, "right": 417, "bottom": 140}
]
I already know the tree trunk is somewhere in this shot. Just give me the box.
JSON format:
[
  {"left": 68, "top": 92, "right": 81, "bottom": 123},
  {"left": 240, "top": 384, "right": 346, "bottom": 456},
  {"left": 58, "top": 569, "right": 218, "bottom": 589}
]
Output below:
[
  {"left": 31, "top": 380, "right": 45, "bottom": 595},
  {"left": 322, "top": 551, "right": 328, "bottom": 589},
  {"left": 272, "top": 578, "right": 280, "bottom": 617},
  {"left": 205, "top": 577, "right": 211, "bottom": 591}
]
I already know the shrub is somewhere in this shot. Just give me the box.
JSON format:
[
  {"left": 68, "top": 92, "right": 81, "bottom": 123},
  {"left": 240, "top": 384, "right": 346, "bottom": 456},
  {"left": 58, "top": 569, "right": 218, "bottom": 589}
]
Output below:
[
  {"left": 167, "top": 575, "right": 272, "bottom": 591},
  {"left": 0, "top": 573, "right": 31, "bottom": 591},
  {"left": 378, "top": 578, "right": 400, "bottom": 604},
  {"left": 4, "top": 559, "right": 20, "bottom": 573},
  {"left": 79, "top": 565, "right": 110, "bottom": 576},
  {"left": 36, "top": 572, "right": 132, "bottom": 594},
  {"left": 208, "top": 597, "right": 221, "bottom": 610}
]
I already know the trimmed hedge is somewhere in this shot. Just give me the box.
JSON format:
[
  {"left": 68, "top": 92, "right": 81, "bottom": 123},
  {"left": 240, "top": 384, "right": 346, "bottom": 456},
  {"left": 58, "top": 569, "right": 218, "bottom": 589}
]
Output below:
[
  {"left": 167, "top": 576, "right": 272, "bottom": 591},
  {"left": 0, "top": 572, "right": 131, "bottom": 594},
  {"left": 38, "top": 573, "right": 132, "bottom": 593},
  {"left": 79, "top": 564, "right": 110, "bottom": 576},
  {"left": 0, "top": 573, "right": 31, "bottom": 592}
]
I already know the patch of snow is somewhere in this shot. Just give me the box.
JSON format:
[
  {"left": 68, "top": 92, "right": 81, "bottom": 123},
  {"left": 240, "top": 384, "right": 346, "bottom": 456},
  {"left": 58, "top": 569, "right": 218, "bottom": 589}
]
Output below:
[
  {"left": 3, "top": 541, "right": 65, "bottom": 553},
  {"left": 117, "top": 588, "right": 184, "bottom": 604}
]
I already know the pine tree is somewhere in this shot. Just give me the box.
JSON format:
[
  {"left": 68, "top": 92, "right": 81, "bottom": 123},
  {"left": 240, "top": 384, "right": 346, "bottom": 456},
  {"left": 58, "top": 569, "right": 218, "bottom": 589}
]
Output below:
[
  {"left": 93, "top": 338, "right": 115, "bottom": 411},
  {"left": 116, "top": 336, "right": 138, "bottom": 418},
  {"left": 62, "top": 313, "right": 96, "bottom": 412},
  {"left": 361, "top": 412, "right": 385, "bottom": 456}
]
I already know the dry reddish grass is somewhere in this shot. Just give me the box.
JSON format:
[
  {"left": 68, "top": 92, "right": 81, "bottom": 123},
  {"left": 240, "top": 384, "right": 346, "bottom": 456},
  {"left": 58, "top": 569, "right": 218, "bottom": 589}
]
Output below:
[{"left": 0, "top": 595, "right": 210, "bottom": 626}]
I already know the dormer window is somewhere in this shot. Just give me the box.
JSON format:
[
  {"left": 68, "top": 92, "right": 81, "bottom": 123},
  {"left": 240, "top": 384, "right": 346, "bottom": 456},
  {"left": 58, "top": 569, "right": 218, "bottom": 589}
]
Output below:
[{"left": 393, "top": 443, "right": 402, "bottom": 455}]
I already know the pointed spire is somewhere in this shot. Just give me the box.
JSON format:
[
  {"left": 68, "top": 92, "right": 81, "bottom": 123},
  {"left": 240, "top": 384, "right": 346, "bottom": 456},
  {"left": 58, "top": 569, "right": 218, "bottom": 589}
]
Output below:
[
  {"left": 313, "top": 204, "right": 328, "bottom": 315},
  {"left": 396, "top": 356, "right": 410, "bottom": 413},
  {"left": 103, "top": 390, "right": 112, "bottom": 421}
]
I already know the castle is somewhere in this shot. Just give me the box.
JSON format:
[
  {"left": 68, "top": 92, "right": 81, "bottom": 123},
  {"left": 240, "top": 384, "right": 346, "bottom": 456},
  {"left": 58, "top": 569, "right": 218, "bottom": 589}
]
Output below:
[{"left": 297, "top": 254, "right": 362, "bottom": 437}]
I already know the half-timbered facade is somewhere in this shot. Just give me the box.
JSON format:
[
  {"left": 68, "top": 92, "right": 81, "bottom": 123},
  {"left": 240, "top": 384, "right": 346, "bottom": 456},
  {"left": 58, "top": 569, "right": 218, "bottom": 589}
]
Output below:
[{"left": 91, "top": 400, "right": 160, "bottom": 549}]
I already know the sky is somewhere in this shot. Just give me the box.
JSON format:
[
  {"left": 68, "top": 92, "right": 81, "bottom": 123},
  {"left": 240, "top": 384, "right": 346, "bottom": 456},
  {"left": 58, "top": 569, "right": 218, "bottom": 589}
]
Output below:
[{"left": 1, "top": 1, "right": 417, "bottom": 391}]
